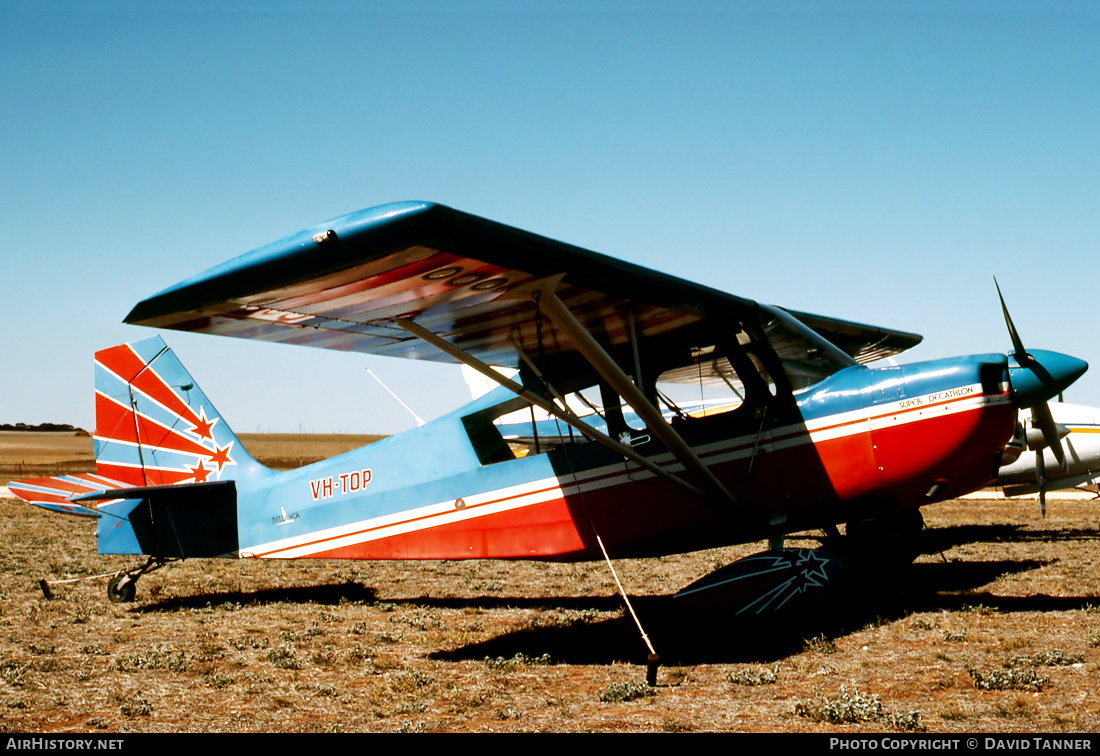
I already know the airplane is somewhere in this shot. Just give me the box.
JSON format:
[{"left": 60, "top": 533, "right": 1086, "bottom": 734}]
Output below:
[
  {"left": 996, "top": 401, "right": 1100, "bottom": 514},
  {"left": 6, "top": 201, "right": 1089, "bottom": 627}
]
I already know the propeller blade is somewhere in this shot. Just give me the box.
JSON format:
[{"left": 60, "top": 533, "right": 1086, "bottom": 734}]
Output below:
[
  {"left": 1031, "top": 400, "right": 1067, "bottom": 471},
  {"left": 995, "top": 277, "right": 1028, "bottom": 360},
  {"left": 994, "top": 278, "right": 1083, "bottom": 476},
  {"left": 1035, "top": 448, "right": 1047, "bottom": 519}
]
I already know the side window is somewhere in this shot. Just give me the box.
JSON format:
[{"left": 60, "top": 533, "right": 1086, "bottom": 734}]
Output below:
[
  {"left": 461, "top": 400, "right": 522, "bottom": 465},
  {"left": 653, "top": 341, "right": 757, "bottom": 421},
  {"left": 461, "top": 390, "right": 606, "bottom": 464}
]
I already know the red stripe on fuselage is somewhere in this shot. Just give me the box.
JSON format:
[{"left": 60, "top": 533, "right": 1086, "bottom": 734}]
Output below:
[
  {"left": 302, "top": 495, "right": 587, "bottom": 560},
  {"left": 247, "top": 397, "right": 1016, "bottom": 562},
  {"left": 253, "top": 482, "right": 568, "bottom": 558}
]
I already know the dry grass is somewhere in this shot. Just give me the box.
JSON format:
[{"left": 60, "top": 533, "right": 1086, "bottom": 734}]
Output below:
[{"left": 2, "top": 434, "right": 1100, "bottom": 732}]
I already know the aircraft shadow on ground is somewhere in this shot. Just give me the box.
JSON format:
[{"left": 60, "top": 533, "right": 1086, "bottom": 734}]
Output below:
[
  {"left": 130, "top": 581, "right": 627, "bottom": 616},
  {"left": 132, "top": 580, "right": 382, "bottom": 612},
  {"left": 430, "top": 556, "right": 1096, "bottom": 667},
  {"left": 125, "top": 522, "right": 1099, "bottom": 667},
  {"left": 919, "top": 523, "right": 1100, "bottom": 552}
]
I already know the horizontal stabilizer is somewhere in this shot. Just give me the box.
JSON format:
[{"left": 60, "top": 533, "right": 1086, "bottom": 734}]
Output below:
[
  {"left": 25, "top": 500, "right": 100, "bottom": 518},
  {"left": 6, "top": 473, "right": 128, "bottom": 518},
  {"left": 72, "top": 479, "right": 234, "bottom": 502}
]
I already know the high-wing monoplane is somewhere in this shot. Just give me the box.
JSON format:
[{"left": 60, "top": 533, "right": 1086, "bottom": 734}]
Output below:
[{"left": 8, "top": 202, "right": 1089, "bottom": 622}]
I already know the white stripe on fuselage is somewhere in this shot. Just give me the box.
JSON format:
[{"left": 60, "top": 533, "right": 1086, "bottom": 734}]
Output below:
[
  {"left": 245, "top": 475, "right": 567, "bottom": 558},
  {"left": 243, "top": 385, "right": 1005, "bottom": 558}
]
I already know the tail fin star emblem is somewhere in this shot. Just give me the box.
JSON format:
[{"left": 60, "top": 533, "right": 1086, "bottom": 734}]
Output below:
[
  {"left": 207, "top": 443, "right": 234, "bottom": 474},
  {"left": 189, "top": 407, "right": 218, "bottom": 442}
]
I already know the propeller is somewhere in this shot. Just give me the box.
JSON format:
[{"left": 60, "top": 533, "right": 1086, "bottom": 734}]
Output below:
[{"left": 995, "top": 277, "right": 1087, "bottom": 516}]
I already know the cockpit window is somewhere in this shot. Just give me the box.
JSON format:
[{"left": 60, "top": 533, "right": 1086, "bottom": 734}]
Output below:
[
  {"left": 654, "top": 347, "right": 747, "bottom": 419},
  {"left": 461, "top": 316, "right": 787, "bottom": 465}
]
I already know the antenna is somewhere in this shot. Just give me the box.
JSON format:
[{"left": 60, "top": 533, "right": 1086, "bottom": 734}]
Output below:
[{"left": 366, "top": 368, "right": 426, "bottom": 427}]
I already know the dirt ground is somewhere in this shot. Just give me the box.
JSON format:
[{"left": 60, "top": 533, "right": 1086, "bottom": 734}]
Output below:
[{"left": 1, "top": 434, "right": 1100, "bottom": 733}]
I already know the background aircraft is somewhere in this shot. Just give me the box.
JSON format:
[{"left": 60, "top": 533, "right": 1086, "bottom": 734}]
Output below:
[
  {"left": 6, "top": 202, "right": 1088, "bottom": 627},
  {"left": 996, "top": 401, "right": 1100, "bottom": 513}
]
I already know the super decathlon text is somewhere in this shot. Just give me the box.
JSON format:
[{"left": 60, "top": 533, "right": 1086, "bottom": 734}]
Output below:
[
  {"left": 309, "top": 469, "right": 373, "bottom": 500},
  {"left": 6, "top": 739, "right": 123, "bottom": 750},
  {"left": 899, "top": 387, "right": 974, "bottom": 410}
]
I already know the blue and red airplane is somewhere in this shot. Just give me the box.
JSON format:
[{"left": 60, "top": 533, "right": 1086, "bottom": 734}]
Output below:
[{"left": 8, "top": 202, "right": 1088, "bottom": 613}]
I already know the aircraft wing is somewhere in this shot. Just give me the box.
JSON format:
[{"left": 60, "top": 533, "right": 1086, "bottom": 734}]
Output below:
[{"left": 125, "top": 202, "right": 921, "bottom": 388}]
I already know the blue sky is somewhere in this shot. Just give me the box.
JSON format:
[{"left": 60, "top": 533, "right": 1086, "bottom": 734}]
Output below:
[{"left": 2, "top": 2, "right": 1097, "bottom": 434}]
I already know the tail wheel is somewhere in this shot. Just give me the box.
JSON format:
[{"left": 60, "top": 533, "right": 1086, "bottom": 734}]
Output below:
[{"left": 107, "top": 574, "right": 137, "bottom": 603}]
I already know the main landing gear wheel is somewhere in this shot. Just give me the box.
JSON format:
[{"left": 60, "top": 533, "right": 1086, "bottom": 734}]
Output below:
[
  {"left": 107, "top": 574, "right": 136, "bottom": 604},
  {"left": 840, "top": 509, "right": 926, "bottom": 568}
]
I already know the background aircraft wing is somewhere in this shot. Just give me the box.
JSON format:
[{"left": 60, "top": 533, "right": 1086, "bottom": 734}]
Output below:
[
  {"left": 785, "top": 309, "right": 922, "bottom": 365},
  {"left": 126, "top": 202, "right": 921, "bottom": 388}
]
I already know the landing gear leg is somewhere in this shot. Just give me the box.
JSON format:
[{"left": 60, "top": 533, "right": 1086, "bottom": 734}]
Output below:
[{"left": 106, "top": 556, "right": 175, "bottom": 603}]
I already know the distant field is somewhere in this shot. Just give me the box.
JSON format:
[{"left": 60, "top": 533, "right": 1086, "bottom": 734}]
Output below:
[
  {"left": 0, "top": 431, "right": 93, "bottom": 481},
  {"left": 236, "top": 433, "right": 386, "bottom": 470},
  {"left": 0, "top": 431, "right": 93, "bottom": 461},
  {"left": 0, "top": 431, "right": 386, "bottom": 484}
]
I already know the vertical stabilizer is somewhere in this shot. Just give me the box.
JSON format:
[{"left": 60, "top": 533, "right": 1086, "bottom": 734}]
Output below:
[{"left": 93, "top": 336, "right": 266, "bottom": 487}]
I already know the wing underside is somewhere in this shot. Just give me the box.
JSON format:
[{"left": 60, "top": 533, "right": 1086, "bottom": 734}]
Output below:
[{"left": 126, "top": 202, "right": 921, "bottom": 390}]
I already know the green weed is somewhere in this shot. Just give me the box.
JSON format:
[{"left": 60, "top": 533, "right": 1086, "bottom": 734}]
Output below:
[
  {"left": 803, "top": 634, "right": 838, "bottom": 654},
  {"left": 796, "top": 685, "right": 925, "bottom": 731},
  {"left": 729, "top": 664, "right": 779, "bottom": 686},
  {"left": 968, "top": 665, "right": 1049, "bottom": 692},
  {"left": 1005, "top": 650, "right": 1083, "bottom": 668},
  {"left": 598, "top": 680, "right": 654, "bottom": 703},
  {"left": 484, "top": 652, "right": 551, "bottom": 672}
]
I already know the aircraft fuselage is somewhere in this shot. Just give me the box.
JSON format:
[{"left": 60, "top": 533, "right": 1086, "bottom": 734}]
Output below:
[{"left": 101, "top": 353, "right": 1016, "bottom": 562}]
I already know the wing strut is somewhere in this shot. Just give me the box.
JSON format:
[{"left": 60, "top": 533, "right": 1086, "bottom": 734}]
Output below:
[
  {"left": 392, "top": 317, "right": 708, "bottom": 501},
  {"left": 536, "top": 291, "right": 739, "bottom": 508}
]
